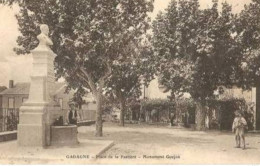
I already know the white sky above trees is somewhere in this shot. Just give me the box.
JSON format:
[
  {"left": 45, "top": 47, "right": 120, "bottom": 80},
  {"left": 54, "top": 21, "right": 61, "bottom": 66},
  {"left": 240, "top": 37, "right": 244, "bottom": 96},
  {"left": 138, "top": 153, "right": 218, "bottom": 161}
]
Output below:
[{"left": 0, "top": 0, "right": 251, "bottom": 87}]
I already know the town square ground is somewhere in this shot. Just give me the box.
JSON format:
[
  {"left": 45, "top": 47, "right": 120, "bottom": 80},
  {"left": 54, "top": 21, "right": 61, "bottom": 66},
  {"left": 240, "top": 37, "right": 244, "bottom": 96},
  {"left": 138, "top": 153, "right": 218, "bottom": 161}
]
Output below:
[
  {"left": 0, "top": 122, "right": 259, "bottom": 164},
  {"left": 80, "top": 122, "right": 260, "bottom": 164}
]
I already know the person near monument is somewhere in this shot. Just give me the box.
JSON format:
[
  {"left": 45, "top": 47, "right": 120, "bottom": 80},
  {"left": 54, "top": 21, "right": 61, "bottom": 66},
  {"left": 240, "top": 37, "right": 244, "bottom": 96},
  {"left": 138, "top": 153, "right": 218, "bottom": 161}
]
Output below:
[
  {"left": 68, "top": 102, "right": 78, "bottom": 125},
  {"left": 232, "top": 110, "right": 248, "bottom": 149}
]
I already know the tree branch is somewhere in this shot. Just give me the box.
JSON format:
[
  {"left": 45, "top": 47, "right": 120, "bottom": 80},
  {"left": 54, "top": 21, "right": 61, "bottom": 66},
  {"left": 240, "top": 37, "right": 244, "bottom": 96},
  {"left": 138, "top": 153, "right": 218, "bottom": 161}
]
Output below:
[
  {"left": 97, "top": 61, "right": 112, "bottom": 85},
  {"left": 79, "top": 67, "right": 98, "bottom": 96},
  {"left": 76, "top": 72, "right": 91, "bottom": 87}
]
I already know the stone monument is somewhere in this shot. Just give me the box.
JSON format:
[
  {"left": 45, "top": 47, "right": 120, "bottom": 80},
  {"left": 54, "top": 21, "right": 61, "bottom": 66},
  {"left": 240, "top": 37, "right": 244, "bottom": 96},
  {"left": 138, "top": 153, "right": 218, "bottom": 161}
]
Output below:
[{"left": 18, "top": 24, "right": 61, "bottom": 147}]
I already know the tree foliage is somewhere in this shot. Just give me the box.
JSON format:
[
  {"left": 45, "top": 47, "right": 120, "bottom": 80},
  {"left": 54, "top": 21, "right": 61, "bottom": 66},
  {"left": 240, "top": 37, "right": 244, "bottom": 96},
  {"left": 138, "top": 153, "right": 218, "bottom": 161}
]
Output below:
[
  {"left": 152, "top": 0, "right": 240, "bottom": 101},
  {"left": 236, "top": 0, "right": 260, "bottom": 88}
]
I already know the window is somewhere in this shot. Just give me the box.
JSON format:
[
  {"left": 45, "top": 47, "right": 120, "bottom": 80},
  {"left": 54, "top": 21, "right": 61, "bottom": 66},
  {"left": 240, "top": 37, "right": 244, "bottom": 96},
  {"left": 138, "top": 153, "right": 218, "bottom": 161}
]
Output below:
[
  {"left": 59, "top": 98, "right": 63, "bottom": 109},
  {"left": 22, "top": 98, "right": 28, "bottom": 103},
  {"left": 8, "top": 98, "right": 15, "bottom": 109}
]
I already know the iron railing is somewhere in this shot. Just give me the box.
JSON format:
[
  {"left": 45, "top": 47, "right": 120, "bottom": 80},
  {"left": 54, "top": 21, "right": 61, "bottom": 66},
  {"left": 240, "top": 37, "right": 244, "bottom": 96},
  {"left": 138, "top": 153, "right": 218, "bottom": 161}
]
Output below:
[
  {"left": 0, "top": 108, "right": 19, "bottom": 132},
  {"left": 0, "top": 108, "right": 95, "bottom": 131}
]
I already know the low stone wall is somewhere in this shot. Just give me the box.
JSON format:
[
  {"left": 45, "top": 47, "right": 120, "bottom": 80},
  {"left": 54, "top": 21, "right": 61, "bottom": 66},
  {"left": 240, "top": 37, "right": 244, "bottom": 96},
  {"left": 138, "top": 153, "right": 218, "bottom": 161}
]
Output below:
[
  {"left": 248, "top": 130, "right": 260, "bottom": 134},
  {"left": 0, "top": 131, "right": 17, "bottom": 142},
  {"left": 77, "top": 120, "right": 95, "bottom": 127}
]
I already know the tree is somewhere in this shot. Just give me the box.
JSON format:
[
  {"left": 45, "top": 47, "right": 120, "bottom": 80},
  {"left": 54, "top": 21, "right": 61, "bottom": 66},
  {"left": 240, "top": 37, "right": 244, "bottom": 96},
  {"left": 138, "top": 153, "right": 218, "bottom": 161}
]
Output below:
[
  {"left": 235, "top": 0, "right": 260, "bottom": 88},
  {"left": 105, "top": 60, "right": 142, "bottom": 126},
  {"left": 152, "top": 0, "right": 203, "bottom": 129},
  {"left": 104, "top": 40, "right": 154, "bottom": 126},
  {"left": 2, "top": 0, "right": 153, "bottom": 136},
  {"left": 152, "top": 0, "right": 239, "bottom": 130},
  {"left": 235, "top": 0, "right": 260, "bottom": 129}
]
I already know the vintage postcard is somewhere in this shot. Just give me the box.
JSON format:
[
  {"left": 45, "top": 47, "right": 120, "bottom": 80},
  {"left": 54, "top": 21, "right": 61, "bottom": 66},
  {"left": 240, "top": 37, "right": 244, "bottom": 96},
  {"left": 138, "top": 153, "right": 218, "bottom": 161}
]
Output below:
[{"left": 0, "top": 0, "right": 259, "bottom": 165}]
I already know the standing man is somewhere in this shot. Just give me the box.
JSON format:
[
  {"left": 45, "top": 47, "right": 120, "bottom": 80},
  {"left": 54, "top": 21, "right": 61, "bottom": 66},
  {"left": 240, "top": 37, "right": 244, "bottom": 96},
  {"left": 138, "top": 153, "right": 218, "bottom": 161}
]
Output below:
[
  {"left": 68, "top": 102, "right": 78, "bottom": 125},
  {"left": 232, "top": 110, "right": 247, "bottom": 149}
]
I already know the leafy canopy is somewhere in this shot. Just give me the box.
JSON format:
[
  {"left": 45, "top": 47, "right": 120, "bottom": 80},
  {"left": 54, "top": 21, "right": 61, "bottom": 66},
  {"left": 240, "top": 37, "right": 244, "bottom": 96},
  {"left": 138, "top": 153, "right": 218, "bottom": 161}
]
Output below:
[
  {"left": 152, "top": 0, "right": 240, "bottom": 101},
  {"left": 11, "top": 0, "right": 154, "bottom": 97}
]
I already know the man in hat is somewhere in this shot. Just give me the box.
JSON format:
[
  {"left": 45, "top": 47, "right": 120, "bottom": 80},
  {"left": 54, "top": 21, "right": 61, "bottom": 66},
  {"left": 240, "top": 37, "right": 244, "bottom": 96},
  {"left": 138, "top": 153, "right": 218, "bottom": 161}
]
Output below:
[
  {"left": 232, "top": 110, "right": 247, "bottom": 149},
  {"left": 68, "top": 101, "right": 78, "bottom": 125}
]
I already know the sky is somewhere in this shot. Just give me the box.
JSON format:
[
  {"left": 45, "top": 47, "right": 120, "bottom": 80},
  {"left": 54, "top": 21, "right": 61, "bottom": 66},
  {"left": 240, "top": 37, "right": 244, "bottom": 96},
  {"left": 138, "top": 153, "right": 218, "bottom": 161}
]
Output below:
[{"left": 0, "top": 0, "right": 252, "bottom": 87}]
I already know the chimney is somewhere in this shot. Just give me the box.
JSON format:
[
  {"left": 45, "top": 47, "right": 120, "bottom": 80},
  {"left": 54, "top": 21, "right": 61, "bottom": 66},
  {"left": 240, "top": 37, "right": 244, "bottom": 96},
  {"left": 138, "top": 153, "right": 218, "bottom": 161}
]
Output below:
[{"left": 9, "top": 80, "right": 14, "bottom": 88}]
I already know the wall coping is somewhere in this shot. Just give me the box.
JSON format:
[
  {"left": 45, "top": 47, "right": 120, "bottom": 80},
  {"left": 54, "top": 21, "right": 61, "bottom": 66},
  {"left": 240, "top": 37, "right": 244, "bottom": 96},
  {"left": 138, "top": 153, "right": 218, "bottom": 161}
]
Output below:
[{"left": 0, "top": 130, "right": 17, "bottom": 136}]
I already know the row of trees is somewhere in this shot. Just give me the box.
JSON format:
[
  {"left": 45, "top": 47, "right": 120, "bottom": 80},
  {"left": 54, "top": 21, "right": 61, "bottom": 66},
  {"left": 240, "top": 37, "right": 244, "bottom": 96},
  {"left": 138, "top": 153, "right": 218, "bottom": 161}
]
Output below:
[
  {"left": 152, "top": 0, "right": 260, "bottom": 130},
  {"left": 1, "top": 0, "right": 260, "bottom": 134}
]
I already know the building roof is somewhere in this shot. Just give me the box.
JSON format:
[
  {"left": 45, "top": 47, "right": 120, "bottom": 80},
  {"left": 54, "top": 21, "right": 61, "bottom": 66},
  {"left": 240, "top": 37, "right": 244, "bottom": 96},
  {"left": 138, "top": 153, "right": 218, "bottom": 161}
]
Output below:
[{"left": 0, "top": 82, "right": 65, "bottom": 95}]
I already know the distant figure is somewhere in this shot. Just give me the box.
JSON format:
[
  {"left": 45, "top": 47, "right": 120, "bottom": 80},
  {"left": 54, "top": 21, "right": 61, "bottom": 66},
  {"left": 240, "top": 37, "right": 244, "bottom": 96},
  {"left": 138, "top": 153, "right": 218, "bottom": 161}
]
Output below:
[
  {"left": 145, "top": 110, "right": 150, "bottom": 122},
  {"left": 205, "top": 109, "right": 210, "bottom": 129},
  {"left": 244, "top": 105, "right": 254, "bottom": 130},
  {"left": 139, "top": 105, "right": 145, "bottom": 122},
  {"left": 184, "top": 111, "right": 190, "bottom": 127},
  {"left": 170, "top": 111, "right": 176, "bottom": 126},
  {"left": 68, "top": 102, "right": 78, "bottom": 125},
  {"left": 232, "top": 110, "right": 247, "bottom": 149},
  {"left": 151, "top": 109, "right": 158, "bottom": 123}
]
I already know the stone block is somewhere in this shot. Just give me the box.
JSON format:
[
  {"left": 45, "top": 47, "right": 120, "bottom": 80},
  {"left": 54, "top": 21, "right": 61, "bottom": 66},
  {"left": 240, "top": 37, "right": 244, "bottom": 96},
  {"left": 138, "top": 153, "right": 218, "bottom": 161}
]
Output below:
[
  {"left": 19, "top": 112, "right": 45, "bottom": 125},
  {"left": 17, "top": 124, "right": 46, "bottom": 146},
  {"left": 50, "top": 125, "right": 78, "bottom": 146}
]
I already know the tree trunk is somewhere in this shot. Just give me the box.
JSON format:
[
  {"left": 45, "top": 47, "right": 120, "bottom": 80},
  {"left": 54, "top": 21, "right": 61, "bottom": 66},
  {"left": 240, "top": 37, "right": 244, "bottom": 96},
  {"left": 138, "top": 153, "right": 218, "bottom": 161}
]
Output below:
[
  {"left": 256, "top": 86, "right": 260, "bottom": 130},
  {"left": 195, "top": 101, "right": 206, "bottom": 131},
  {"left": 119, "top": 96, "right": 126, "bottom": 127},
  {"left": 79, "top": 67, "right": 110, "bottom": 137},
  {"left": 95, "top": 92, "right": 103, "bottom": 137}
]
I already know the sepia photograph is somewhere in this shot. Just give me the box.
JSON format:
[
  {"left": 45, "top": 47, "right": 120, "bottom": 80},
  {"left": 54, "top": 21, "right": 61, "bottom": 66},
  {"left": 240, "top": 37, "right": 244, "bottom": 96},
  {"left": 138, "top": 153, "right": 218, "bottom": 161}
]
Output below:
[{"left": 0, "top": 0, "right": 259, "bottom": 164}]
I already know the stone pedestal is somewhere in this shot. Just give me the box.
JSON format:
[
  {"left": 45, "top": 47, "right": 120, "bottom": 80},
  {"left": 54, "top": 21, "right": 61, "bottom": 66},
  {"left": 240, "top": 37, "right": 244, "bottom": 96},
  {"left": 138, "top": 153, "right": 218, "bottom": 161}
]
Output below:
[
  {"left": 18, "top": 24, "right": 62, "bottom": 147},
  {"left": 18, "top": 103, "right": 47, "bottom": 146}
]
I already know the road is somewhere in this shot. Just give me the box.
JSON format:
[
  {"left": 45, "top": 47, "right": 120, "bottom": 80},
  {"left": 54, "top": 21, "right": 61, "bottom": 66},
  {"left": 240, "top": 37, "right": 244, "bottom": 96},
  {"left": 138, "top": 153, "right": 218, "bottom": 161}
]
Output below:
[{"left": 78, "top": 122, "right": 260, "bottom": 164}]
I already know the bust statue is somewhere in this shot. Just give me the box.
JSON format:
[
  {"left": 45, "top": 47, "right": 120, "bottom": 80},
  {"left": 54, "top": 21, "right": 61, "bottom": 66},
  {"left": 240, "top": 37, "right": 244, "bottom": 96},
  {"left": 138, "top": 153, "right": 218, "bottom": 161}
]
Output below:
[{"left": 37, "top": 24, "right": 53, "bottom": 48}]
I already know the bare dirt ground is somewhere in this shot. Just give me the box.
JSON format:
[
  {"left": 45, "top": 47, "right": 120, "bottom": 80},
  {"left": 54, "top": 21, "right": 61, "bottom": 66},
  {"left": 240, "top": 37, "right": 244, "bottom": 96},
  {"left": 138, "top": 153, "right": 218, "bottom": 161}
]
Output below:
[{"left": 78, "top": 122, "right": 260, "bottom": 164}]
